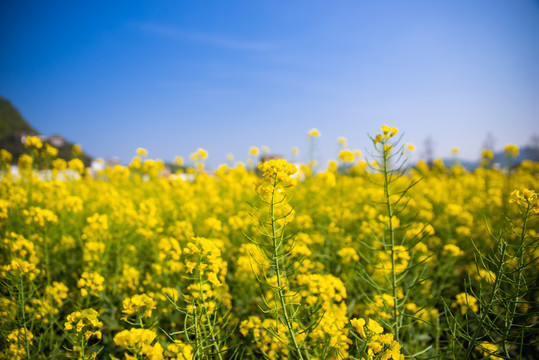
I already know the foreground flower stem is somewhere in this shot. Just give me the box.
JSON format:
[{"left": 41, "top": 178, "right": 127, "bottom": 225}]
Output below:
[
  {"left": 501, "top": 202, "right": 530, "bottom": 357},
  {"left": 198, "top": 269, "right": 224, "bottom": 360},
  {"left": 382, "top": 145, "right": 400, "bottom": 341},
  {"left": 463, "top": 240, "right": 506, "bottom": 360},
  {"left": 270, "top": 173, "right": 307, "bottom": 360},
  {"left": 19, "top": 276, "right": 31, "bottom": 360}
]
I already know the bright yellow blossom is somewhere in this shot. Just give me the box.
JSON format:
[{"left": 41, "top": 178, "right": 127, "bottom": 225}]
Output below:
[
  {"left": 504, "top": 144, "right": 519, "bottom": 157},
  {"left": 307, "top": 128, "right": 321, "bottom": 137},
  {"left": 338, "top": 149, "right": 355, "bottom": 162}
]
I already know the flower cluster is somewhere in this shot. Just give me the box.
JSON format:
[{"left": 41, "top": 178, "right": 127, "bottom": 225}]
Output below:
[
  {"left": 256, "top": 159, "right": 297, "bottom": 200},
  {"left": 350, "top": 317, "right": 404, "bottom": 359},
  {"left": 114, "top": 328, "right": 164, "bottom": 359},
  {"left": 475, "top": 342, "right": 503, "bottom": 360},
  {"left": 510, "top": 188, "right": 538, "bottom": 213},
  {"left": 504, "top": 144, "right": 520, "bottom": 157},
  {"left": 78, "top": 271, "right": 105, "bottom": 297},
  {"left": 374, "top": 125, "right": 399, "bottom": 144},
  {"left": 453, "top": 292, "right": 479, "bottom": 315},
  {"left": 3, "top": 328, "right": 34, "bottom": 359},
  {"left": 64, "top": 308, "right": 103, "bottom": 340},
  {"left": 339, "top": 149, "right": 355, "bottom": 162},
  {"left": 122, "top": 293, "right": 157, "bottom": 320}
]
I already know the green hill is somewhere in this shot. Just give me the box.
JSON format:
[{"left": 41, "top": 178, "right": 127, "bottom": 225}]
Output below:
[
  {"left": 0, "top": 97, "right": 40, "bottom": 160},
  {"left": 0, "top": 96, "right": 92, "bottom": 165}
]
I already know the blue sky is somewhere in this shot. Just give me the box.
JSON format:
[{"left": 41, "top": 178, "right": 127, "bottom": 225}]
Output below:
[{"left": 1, "top": 1, "right": 538, "bottom": 167}]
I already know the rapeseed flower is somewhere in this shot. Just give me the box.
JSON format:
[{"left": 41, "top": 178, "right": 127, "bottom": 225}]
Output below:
[
  {"left": 64, "top": 308, "right": 103, "bottom": 340},
  {"left": 24, "top": 135, "right": 43, "bottom": 149},
  {"left": 454, "top": 292, "right": 479, "bottom": 315},
  {"left": 338, "top": 149, "right": 355, "bottom": 162},
  {"left": 307, "top": 128, "right": 321, "bottom": 137},
  {"left": 504, "top": 144, "right": 519, "bottom": 157},
  {"left": 122, "top": 294, "right": 157, "bottom": 319},
  {"left": 249, "top": 146, "right": 259, "bottom": 156}
]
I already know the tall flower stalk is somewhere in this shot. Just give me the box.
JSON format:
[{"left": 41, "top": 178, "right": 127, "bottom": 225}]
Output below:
[
  {"left": 246, "top": 159, "right": 310, "bottom": 359},
  {"left": 366, "top": 125, "right": 422, "bottom": 345}
]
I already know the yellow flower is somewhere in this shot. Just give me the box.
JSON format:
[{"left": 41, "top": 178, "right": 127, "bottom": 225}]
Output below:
[
  {"left": 18, "top": 154, "right": 33, "bottom": 171},
  {"left": 258, "top": 159, "right": 297, "bottom": 188},
  {"left": 338, "top": 247, "right": 359, "bottom": 264},
  {"left": 481, "top": 149, "right": 493, "bottom": 159},
  {"left": 198, "top": 148, "right": 208, "bottom": 159},
  {"left": 24, "top": 135, "right": 43, "bottom": 149},
  {"left": 442, "top": 244, "right": 464, "bottom": 257},
  {"left": 307, "top": 128, "right": 321, "bottom": 137},
  {"left": 0, "top": 259, "right": 40, "bottom": 280},
  {"left": 337, "top": 137, "right": 347, "bottom": 145},
  {"left": 367, "top": 318, "right": 384, "bottom": 335},
  {"left": 368, "top": 340, "right": 383, "bottom": 353},
  {"left": 45, "top": 143, "right": 58, "bottom": 157},
  {"left": 78, "top": 272, "right": 105, "bottom": 297},
  {"left": 6, "top": 328, "right": 34, "bottom": 358},
  {"left": 338, "top": 149, "right": 355, "bottom": 162},
  {"left": 52, "top": 158, "right": 67, "bottom": 171},
  {"left": 122, "top": 294, "right": 157, "bottom": 319},
  {"left": 249, "top": 146, "right": 260, "bottom": 156},
  {"left": 381, "top": 125, "right": 392, "bottom": 135},
  {"left": 174, "top": 156, "right": 184, "bottom": 166},
  {"left": 380, "top": 125, "right": 398, "bottom": 137},
  {"left": 504, "top": 144, "right": 519, "bottom": 157},
  {"left": 375, "top": 125, "right": 399, "bottom": 144},
  {"left": 114, "top": 328, "right": 163, "bottom": 359},
  {"left": 207, "top": 271, "right": 221, "bottom": 286},
  {"left": 72, "top": 144, "right": 82, "bottom": 156},
  {"left": 136, "top": 147, "right": 148, "bottom": 156},
  {"left": 510, "top": 188, "right": 539, "bottom": 213},
  {"left": 350, "top": 318, "right": 366, "bottom": 338},
  {"left": 0, "top": 149, "right": 12, "bottom": 166},
  {"left": 454, "top": 292, "right": 479, "bottom": 315},
  {"left": 64, "top": 308, "right": 103, "bottom": 340},
  {"left": 476, "top": 342, "right": 503, "bottom": 360},
  {"left": 68, "top": 158, "right": 85, "bottom": 174},
  {"left": 190, "top": 148, "right": 208, "bottom": 161}
]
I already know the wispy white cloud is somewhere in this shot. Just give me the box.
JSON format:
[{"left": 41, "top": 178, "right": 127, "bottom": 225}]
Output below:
[{"left": 137, "top": 23, "right": 275, "bottom": 51}]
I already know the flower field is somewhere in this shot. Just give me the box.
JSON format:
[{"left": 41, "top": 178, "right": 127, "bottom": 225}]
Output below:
[{"left": 1, "top": 127, "right": 538, "bottom": 359}]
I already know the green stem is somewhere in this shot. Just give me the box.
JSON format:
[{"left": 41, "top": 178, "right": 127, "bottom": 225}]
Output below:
[
  {"left": 501, "top": 204, "right": 530, "bottom": 356},
  {"left": 382, "top": 144, "right": 399, "bottom": 341},
  {"left": 270, "top": 175, "right": 307, "bottom": 360},
  {"left": 463, "top": 239, "right": 507, "bottom": 360},
  {"left": 198, "top": 268, "right": 223, "bottom": 360},
  {"left": 19, "top": 275, "right": 31, "bottom": 360},
  {"left": 192, "top": 304, "right": 201, "bottom": 359},
  {"left": 80, "top": 333, "right": 85, "bottom": 359}
]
